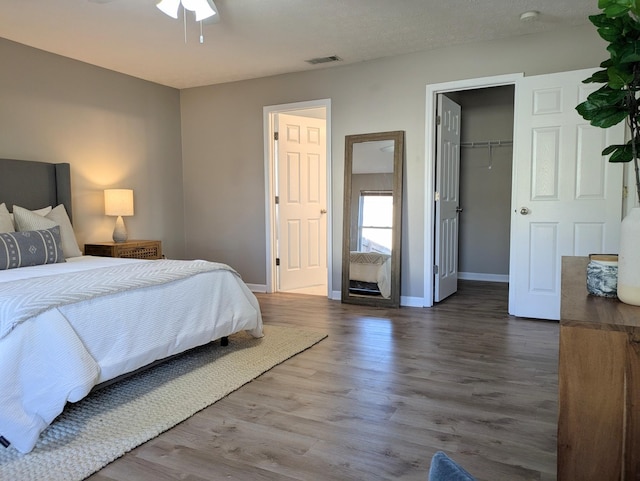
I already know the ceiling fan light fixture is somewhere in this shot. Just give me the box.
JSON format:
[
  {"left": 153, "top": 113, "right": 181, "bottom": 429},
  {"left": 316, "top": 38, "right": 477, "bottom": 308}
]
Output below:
[
  {"left": 189, "top": 0, "right": 217, "bottom": 21},
  {"left": 156, "top": 0, "right": 181, "bottom": 19},
  {"left": 157, "top": 0, "right": 218, "bottom": 43},
  {"left": 157, "top": 0, "right": 217, "bottom": 21}
]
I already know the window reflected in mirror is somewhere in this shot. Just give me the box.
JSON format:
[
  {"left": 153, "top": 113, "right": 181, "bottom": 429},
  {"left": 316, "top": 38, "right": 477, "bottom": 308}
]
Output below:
[{"left": 358, "top": 191, "right": 392, "bottom": 254}]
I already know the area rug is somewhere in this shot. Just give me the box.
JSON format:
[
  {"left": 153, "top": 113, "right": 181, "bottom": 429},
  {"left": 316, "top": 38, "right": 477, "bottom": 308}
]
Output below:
[{"left": 0, "top": 325, "right": 327, "bottom": 481}]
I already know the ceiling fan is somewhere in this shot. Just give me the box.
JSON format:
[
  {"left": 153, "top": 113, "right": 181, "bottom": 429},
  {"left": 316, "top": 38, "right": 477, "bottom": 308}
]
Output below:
[
  {"left": 87, "top": 0, "right": 218, "bottom": 22},
  {"left": 156, "top": 0, "right": 218, "bottom": 22}
]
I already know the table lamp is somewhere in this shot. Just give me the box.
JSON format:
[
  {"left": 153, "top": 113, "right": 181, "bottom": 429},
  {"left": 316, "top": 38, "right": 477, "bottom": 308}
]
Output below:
[{"left": 104, "top": 189, "right": 134, "bottom": 243}]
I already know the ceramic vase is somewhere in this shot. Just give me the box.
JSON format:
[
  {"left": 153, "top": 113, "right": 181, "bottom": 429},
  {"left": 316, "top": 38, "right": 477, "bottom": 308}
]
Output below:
[
  {"left": 586, "top": 254, "right": 618, "bottom": 298},
  {"left": 617, "top": 206, "right": 640, "bottom": 306}
]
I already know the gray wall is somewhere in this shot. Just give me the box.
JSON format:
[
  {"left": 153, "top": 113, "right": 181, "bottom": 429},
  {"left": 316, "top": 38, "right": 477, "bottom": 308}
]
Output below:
[
  {"left": 0, "top": 38, "right": 185, "bottom": 258},
  {"left": 446, "top": 86, "right": 514, "bottom": 278},
  {"left": 180, "top": 25, "right": 607, "bottom": 298},
  {"left": 0, "top": 25, "right": 608, "bottom": 299}
]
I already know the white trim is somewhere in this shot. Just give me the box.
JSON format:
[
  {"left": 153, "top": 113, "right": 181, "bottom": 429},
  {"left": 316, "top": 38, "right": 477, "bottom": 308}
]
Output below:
[
  {"left": 400, "top": 296, "right": 425, "bottom": 307},
  {"left": 246, "top": 283, "right": 267, "bottom": 293},
  {"left": 458, "top": 272, "right": 509, "bottom": 283},
  {"left": 424, "top": 73, "right": 523, "bottom": 307},
  {"left": 263, "top": 99, "right": 333, "bottom": 297}
]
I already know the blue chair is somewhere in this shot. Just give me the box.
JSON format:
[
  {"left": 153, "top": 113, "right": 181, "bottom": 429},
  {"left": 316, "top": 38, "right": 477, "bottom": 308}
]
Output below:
[{"left": 428, "top": 451, "right": 477, "bottom": 481}]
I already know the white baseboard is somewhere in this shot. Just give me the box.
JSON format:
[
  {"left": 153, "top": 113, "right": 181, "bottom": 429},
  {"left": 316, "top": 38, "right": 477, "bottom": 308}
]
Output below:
[
  {"left": 400, "top": 296, "right": 425, "bottom": 307},
  {"left": 458, "top": 272, "right": 509, "bottom": 283},
  {"left": 247, "top": 283, "right": 267, "bottom": 293}
]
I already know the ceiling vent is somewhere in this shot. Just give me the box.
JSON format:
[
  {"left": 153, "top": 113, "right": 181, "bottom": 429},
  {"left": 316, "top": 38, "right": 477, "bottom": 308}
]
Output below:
[{"left": 305, "top": 55, "right": 343, "bottom": 65}]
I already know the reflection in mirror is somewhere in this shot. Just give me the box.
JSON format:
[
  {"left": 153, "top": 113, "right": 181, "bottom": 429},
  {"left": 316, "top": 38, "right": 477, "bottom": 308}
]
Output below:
[{"left": 342, "top": 131, "right": 404, "bottom": 307}]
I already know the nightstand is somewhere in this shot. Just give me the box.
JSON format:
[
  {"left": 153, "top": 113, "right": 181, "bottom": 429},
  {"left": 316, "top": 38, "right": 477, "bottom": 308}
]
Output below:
[{"left": 84, "top": 240, "right": 162, "bottom": 260}]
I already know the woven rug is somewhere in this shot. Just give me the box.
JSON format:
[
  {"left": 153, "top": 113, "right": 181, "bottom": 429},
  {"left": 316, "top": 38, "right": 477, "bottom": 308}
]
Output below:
[{"left": 0, "top": 325, "right": 326, "bottom": 481}]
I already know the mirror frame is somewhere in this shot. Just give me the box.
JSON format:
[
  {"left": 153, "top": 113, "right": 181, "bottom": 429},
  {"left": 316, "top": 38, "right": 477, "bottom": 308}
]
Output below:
[{"left": 341, "top": 130, "right": 404, "bottom": 307}]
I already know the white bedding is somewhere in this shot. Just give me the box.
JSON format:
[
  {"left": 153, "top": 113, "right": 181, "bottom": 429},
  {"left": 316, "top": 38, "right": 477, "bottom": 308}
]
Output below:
[
  {"left": 0, "top": 256, "right": 263, "bottom": 453},
  {"left": 349, "top": 251, "right": 391, "bottom": 298}
]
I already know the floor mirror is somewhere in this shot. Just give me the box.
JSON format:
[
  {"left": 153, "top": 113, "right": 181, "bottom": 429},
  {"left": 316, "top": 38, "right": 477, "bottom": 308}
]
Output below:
[{"left": 341, "top": 130, "right": 404, "bottom": 307}]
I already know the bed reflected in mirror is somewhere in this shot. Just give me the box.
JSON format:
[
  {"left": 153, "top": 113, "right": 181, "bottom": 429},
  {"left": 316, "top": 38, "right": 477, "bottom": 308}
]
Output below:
[{"left": 341, "top": 131, "right": 404, "bottom": 307}]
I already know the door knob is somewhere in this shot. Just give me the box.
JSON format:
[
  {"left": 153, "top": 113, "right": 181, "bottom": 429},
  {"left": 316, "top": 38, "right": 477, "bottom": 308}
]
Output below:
[
  {"left": 520, "top": 207, "right": 530, "bottom": 215},
  {"left": 456, "top": 207, "right": 463, "bottom": 213},
  {"left": 320, "top": 209, "right": 327, "bottom": 214}
]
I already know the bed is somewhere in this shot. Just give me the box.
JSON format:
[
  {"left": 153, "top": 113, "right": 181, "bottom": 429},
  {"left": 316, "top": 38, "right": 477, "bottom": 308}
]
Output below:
[
  {"left": 348, "top": 251, "right": 391, "bottom": 298},
  {"left": 0, "top": 158, "right": 263, "bottom": 454}
]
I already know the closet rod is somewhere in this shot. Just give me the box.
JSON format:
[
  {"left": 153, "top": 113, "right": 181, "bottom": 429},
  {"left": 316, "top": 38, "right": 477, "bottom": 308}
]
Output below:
[{"left": 460, "top": 140, "right": 513, "bottom": 148}]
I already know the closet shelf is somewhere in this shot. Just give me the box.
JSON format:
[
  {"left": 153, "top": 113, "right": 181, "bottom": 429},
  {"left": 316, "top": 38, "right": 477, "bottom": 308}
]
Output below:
[{"left": 461, "top": 140, "right": 512, "bottom": 148}]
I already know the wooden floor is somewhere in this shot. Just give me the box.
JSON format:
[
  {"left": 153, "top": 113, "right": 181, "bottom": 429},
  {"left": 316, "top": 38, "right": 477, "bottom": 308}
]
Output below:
[{"left": 89, "top": 281, "right": 559, "bottom": 481}]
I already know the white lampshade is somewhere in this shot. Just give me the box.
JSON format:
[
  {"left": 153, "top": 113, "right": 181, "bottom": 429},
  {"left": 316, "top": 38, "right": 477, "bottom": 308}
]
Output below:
[
  {"left": 104, "top": 189, "right": 134, "bottom": 217},
  {"left": 157, "top": 0, "right": 217, "bottom": 21},
  {"left": 156, "top": 0, "right": 181, "bottom": 19}
]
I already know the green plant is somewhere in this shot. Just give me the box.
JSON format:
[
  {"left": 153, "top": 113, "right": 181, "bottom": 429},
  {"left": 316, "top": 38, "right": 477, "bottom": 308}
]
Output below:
[{"left": 576, "top": 0, "right": 640, "bottom": 204}]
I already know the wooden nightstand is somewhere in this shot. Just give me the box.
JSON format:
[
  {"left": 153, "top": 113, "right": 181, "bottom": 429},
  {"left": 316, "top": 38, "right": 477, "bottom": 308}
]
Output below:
[{"left": 84, "top": 240, "right": 162, "bottom": 260}]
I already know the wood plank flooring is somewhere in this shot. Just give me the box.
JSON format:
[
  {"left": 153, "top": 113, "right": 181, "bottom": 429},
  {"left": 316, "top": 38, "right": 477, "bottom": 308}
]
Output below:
[{"left": 88, "top": 281, "right": 558, "bottom": 481}]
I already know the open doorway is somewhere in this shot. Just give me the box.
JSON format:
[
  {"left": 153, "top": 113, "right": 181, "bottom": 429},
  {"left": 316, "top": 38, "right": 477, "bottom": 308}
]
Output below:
[
  {"left": 263, "top": 99, "right": 332, "bottom": 297},
  {"left": 424, "top": 74, "right": 521, "bottom": 307},
  {"left": 432, "top": 86, "right": 515, "bottom": 303},
  {"left": 427, "top": 70, "right": 625, "bottom": 319},
  {"left": 445, "top": 86, "right": 514, "bottom": 286}
]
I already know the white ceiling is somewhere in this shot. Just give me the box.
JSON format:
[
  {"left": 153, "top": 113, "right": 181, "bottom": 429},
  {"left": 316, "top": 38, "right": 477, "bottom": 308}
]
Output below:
[{"left": 0, "top": 0, "right": 599, "bottom": 90}]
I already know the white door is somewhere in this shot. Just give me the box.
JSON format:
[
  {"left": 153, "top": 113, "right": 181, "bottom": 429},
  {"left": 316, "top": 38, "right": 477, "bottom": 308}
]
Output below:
[
  {"left": 277, "top": 113, "right": 328, "bottom": 291},
  {"left": 434, "top": 95, "right": 462, "bottom": 302},
  {"left": 509, "top": 69, "right": 624, "bottom": 320}
]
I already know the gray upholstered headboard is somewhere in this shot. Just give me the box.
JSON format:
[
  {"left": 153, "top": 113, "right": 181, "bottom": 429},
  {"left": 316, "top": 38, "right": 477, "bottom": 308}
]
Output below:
[{"left": 0, "top": 158, "right": 73, "bottom": 222}]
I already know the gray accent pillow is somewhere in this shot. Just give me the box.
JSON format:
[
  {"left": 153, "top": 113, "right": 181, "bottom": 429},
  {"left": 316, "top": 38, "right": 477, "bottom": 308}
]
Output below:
[
  {"left": 13, "top": 204, "right": 82, "bottom": 258},
  {"left": 0, "top": 227, "right": 65, "bottom": 270}
]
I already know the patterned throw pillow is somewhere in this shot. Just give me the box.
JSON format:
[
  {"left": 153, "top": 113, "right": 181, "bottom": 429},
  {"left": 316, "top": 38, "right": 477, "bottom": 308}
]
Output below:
[{"left": 0, "top": 227, "right": 65, "bottom": 270}]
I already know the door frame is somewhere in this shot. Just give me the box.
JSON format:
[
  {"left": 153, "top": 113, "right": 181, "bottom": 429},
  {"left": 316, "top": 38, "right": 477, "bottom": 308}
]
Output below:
[
  {"left": 424, "top": 73, "right": 522, "bottom": 307},
  {"left": 263, "top": 99, "right": 332, "bottom": 295}
]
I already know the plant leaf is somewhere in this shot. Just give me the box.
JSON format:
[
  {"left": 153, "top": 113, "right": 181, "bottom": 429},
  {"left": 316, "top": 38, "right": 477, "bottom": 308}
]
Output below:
[
  {"left": 602, "top": 144, "right": 626, "bottom": 155},
  {"left": 583, "top": 69, "right": 610, "bottom": 83},
  {"left": 591, "top": 13, "right": 625, "bottom": 41},
  {"left": 620, "top": 40, "right": 640, "bottom": 62},
  {"left": 607, "top": 64, "right": 634, "bottom": 88},
  {"left": 587, "top": 86, "right": 628, "bottom": 105},
  {"left": 608, "top": 145, "right": 634, "bottom": 162},
  {"left": 604, "top": 3, "right": 631, "bottom": 17}
]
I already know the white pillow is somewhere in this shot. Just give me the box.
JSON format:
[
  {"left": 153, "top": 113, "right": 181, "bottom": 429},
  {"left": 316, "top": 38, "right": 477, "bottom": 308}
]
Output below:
[
  {"left": 13, "top": 204, "right": 82, "bottom": 258},
  {"left": 7, "top": 205, "right": 52, "bottom": 228},
  {"left": 0, "top": 203, "right": 14, "bottom": 233},
  {"left": 45, "top": 205, "right": 82, "bottom": 258}
]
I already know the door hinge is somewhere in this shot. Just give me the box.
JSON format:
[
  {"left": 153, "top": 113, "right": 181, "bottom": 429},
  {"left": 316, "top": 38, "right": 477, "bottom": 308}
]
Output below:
[
  {"left": 434, "top": 265, "right": 439, "bottom": 275},
  {"left": 436, "top": 115, "right": 441, "bottom": 125},
  {"left": 275, "top": 196, "right": 279, "bottom": 204},
  {"left": 274, "top": 131, "right": 279, "bottom": 141},
  {"left": 276, "top": 258, "right": 280, "bottom": 266}
]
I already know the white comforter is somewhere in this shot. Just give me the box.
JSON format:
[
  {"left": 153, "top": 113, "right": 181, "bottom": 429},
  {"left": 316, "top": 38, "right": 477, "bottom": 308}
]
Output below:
[
  {"left": 349, "top": 251, "right": 392, "bottom": 298},
  {"left": 0, "top": 256, "right": 263, "bottom": 454}
]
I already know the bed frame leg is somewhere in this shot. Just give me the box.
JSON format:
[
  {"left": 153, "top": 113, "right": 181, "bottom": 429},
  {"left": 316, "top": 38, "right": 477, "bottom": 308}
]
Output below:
[{"left": 221, "top": 336, "right": 229, "bottom": 346}]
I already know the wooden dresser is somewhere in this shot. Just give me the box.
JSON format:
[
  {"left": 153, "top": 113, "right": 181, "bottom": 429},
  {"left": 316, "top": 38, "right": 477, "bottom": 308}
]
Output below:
[
  {"left": 559, "top": 256, "right": 640, "bottom": 480},
  {"left": 84, "top": 240, "right": 162, "bottom": 260}
]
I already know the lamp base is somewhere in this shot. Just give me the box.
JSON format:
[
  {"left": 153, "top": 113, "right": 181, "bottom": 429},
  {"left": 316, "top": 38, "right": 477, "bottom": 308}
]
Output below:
[{"left": 112, "top": 216, "right": 128, "bottom": 243}]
